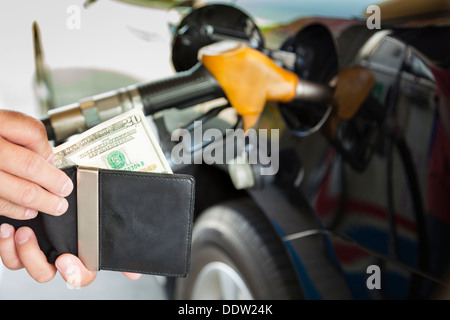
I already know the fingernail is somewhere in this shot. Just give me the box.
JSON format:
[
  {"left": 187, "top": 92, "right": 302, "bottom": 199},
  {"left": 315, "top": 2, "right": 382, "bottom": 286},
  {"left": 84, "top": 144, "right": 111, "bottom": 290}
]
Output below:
[
  {"left": 56, "top": 257, "right": 78, "bottom": 275},
  {"left": 25, "top": 208, "right": 38, "bottom": 219},
  {"left": 56, "top": 198, "right": 69, "bottom": 215},
  {"left": 0, "top": 224, "right": 13, "bottom": 239},
  {"left": 60, "top": 179, "right": 73, "bottom": 196},
  {"left": 15, "top": 228, "right": 31, "bottom": 245},
  {"left": 124, "top": 272, "right": 142, "bottom": 280},
  {"left": 46, "top": 153, "right": 54, "bottom": 165},
  {"left": 56, "top": 257, "right": 82, "bottom": 289}
]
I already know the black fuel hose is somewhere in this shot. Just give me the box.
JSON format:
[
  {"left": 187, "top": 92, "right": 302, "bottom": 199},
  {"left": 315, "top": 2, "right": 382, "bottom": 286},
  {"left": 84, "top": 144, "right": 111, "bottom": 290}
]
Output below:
[{"left": 41, "top": 63, "right": 224, "bottom": 142}]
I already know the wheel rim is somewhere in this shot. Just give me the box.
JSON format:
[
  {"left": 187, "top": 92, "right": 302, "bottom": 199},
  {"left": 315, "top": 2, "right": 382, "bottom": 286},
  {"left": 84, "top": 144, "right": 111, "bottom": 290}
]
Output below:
[{"left": 191, "top": 261, "right": 254, "bottom": 300}]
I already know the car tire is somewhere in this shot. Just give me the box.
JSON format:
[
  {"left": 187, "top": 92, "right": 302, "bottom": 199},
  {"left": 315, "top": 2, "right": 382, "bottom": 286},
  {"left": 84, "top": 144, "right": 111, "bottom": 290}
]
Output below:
[{"left": 174, "top": 199, "right": 303, "bottom": 299}]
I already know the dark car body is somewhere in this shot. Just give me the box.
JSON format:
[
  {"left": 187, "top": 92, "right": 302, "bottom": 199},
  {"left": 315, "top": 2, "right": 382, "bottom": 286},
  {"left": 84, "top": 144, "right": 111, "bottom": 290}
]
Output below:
[{"left": 157, "top": 0, "right": 450, "bottom": 299}]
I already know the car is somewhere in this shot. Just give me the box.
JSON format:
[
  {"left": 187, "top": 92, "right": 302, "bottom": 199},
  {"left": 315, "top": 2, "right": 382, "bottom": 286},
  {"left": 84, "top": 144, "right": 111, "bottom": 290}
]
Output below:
[
  {"left": 162, "top": 0, "right": 450, "bottom": 299},
  {"left": 3, "top": 0, "right": 450, "bottom": 300}
]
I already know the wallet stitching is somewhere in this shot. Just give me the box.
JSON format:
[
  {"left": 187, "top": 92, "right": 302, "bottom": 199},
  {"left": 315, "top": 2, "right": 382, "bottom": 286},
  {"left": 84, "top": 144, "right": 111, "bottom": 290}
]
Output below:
[
  {"left": 99, "top": 173, "right": 104, "bottom": 270},
  {"left": 99, "top": 173, "right": 194, "bottom": 276}
]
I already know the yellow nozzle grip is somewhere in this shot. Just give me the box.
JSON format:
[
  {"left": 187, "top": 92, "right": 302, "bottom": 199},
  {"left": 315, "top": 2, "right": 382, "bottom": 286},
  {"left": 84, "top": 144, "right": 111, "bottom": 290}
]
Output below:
[{"left": 201, "top": 43, "right": 298, "bottom": 130}]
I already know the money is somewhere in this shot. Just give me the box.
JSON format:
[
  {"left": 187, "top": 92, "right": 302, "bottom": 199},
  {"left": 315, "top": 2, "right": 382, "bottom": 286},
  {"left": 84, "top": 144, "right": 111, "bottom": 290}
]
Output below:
[{"left": 53, "top": 108, "right": 172, "bottom": 174}]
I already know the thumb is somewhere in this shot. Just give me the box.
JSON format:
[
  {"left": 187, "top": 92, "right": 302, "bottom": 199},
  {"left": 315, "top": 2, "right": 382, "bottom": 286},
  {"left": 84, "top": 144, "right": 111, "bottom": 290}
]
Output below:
[{"left": 55, "top": 254, "right": 97, "bottom": 288}]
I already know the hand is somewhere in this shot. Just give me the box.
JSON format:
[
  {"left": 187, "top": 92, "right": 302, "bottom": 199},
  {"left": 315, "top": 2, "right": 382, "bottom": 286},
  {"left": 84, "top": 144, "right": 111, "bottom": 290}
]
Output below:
[
  {"left": 0, "top": 110, "right": 140, "bottom": 287},
  {"left": 0, "top": 110, "right": 73, "bottom": 219},
  {"left": 0, "top": 224, "right": 140, "bottom": 287},
  {"left": 0, "top": 224, "right": 96, "bottom": 285}
]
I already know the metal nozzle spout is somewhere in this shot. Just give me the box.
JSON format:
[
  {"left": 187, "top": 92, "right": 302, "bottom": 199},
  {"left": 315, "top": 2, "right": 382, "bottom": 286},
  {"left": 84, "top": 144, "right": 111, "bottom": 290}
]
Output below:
[{"left": 294, "top": 80, "right": 334, "bottom": 105}]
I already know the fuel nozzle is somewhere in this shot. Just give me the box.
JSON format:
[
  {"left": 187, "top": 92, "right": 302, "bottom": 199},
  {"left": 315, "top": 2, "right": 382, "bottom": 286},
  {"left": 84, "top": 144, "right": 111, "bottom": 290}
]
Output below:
[
  {"left": 199, "top": 41, "right": 334, "bottom": 131},
  {"left": 200, "top": 41, "right": 378, "bottom": 135}
]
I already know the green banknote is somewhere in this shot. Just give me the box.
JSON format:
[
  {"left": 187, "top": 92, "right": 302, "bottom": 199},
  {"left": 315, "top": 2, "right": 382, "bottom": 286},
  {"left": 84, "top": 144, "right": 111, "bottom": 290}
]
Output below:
[{"left": 53, "top": 108, "right": 172, "bottom": 174}]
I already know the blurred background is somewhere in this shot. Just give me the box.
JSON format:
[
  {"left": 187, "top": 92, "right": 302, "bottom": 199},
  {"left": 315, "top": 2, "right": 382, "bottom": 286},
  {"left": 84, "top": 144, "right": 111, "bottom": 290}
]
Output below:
[{"left": 0, "top": 0, "right": 174, "bottom": 117}]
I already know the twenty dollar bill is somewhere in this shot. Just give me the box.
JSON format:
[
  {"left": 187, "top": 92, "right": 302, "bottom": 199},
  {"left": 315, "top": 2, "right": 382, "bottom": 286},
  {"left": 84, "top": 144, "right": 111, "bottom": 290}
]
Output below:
[{"left": 53, "top": 108, "right": 172, "bottom": 174}]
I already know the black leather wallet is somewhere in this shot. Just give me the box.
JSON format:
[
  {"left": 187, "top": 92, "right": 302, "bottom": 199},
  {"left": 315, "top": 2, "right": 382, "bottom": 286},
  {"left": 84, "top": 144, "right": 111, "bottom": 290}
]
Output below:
[{"left": 0, "top": 166, "right": 195, "bottom": 277}]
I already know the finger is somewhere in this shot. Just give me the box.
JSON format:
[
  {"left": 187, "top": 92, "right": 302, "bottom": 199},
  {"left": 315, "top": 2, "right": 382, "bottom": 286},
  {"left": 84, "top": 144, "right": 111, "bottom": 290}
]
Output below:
[
  {"left": 0, "top": 137, "right": 73, "bottom": 197},
  {"left": 56, "top": 254, "right": 97, "bottom": 288},
  {"left": 15, "top": 227, "right": 56, "bottom": 283},
  {"left": 0, "top": 110, "right": 53, "bottom": 160},
  {"left": 0, "top": 170, "right": 69, "bottom": 217},
  {"left": 0, "top": 198, "right": 38, "bottom": 220},
  {"left": 0, "top": 223, "right": 23, "bottom": 270},
  {"left": 122, "top": 272, "right": 142, "bottom": 280}
]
